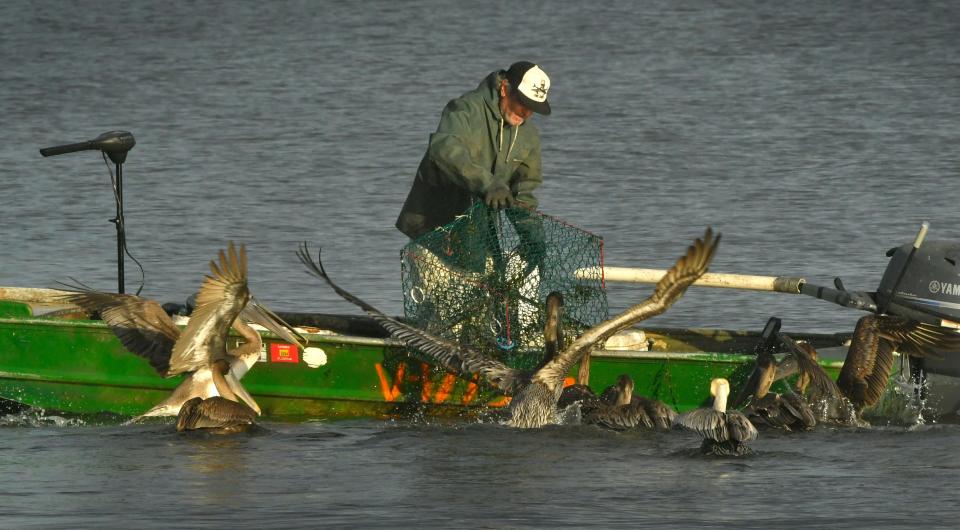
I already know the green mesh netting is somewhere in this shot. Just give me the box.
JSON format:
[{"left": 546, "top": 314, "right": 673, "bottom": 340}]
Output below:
[{"left": 400, "top": 202, "right": 609, "bottom": 369}]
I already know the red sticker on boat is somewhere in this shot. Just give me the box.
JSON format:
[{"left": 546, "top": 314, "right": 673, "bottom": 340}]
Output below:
[{"left": 269, "top": 343, "right": 299, "bottom": 363}]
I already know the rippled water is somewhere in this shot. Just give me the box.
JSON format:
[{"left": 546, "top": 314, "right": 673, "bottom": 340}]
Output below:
[
  {"left": 1, "top": 412, "right": 959, "bottom": 529},
  {"left": 2, "top": 0, "right": 960, "bottom": 527}
]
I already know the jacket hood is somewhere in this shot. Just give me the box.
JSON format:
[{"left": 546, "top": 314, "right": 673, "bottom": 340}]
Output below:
[{"left": 477, "top": 70, "right": 506, "bottom": 119}]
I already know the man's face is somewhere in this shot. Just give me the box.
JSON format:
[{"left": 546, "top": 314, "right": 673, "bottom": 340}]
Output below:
[{"left": 499, "top": 81, "right": 533, "bottom": 126}]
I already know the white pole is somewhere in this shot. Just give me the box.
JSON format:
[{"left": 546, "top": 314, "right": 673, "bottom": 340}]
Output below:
[{"left": 573, "top": 267, "right": 805, "bottom": 294}]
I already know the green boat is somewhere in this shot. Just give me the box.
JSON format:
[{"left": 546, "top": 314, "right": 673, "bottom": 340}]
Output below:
[{"left": 0, "top": 287, "right": 860, "bottom": 421}]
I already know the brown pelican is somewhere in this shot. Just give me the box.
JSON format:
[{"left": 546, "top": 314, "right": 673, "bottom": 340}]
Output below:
[
  {"left": 297, "top": 227, "right": 719, "bottom": 428},
  {"left": 776, "top": 314, "right": 960, "bottom": 423},
  {"left": 732, "top": 318, "right": 841, "bottom": 431},
  {"left": 175, "top": 359, "right": 257, "bottom": 433},
  {"left": 557, "top": 376, "right": 654, "bottom": 430},
  {"left": 675, "top": 378, "right": 758, "bottom": 456},
  {"left": 57, "top": 241, "right": 304, "bottom": 424},
  {"left": 578, "top": 374, "right": 677, "bottom": 431}
]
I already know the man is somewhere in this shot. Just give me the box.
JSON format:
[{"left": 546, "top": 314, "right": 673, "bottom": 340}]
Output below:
[
  {"left": 396, "top": 61, "right": 551, "bottom": 241},
  {"left": 396, "top": 62, "right": 552, "bottom": 349}
]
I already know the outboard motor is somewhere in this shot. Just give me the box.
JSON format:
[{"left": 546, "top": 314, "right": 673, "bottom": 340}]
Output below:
[
  {"left": 876, "top": 240, "right": 960, "bottom": 328},
  {"left": 797, "top": 222, "right": 960, "bottom": 377}
]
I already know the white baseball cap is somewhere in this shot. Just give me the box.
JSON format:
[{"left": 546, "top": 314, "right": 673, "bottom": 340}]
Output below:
[{"left": 505, "top": 61, "right": 551, "bottom": 115}]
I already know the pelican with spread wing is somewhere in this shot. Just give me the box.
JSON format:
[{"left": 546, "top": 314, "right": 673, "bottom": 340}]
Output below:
[
  {"left": 297, "top": 228, "right": 719, "bottom": 428},
  {"left": 58, "top": 241, "right": 304, "bottom": 429}
]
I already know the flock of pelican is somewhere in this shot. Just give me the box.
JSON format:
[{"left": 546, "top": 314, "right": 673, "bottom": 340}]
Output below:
[{"left": 55, "top": 230, "right": 943, "bottom": 454}]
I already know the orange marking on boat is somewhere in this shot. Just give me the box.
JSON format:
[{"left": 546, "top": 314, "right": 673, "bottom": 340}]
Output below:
[
  {"left": 488, "top": 396, "right": 511, "bottom": 407},
  {"left": 433, "top": 373, "right": 457, "bottom": 403},
  {"left": 374, "top": 362, "right": 403, "bottom": 402},
  {"left": 420, "top": 363, "right": 434, "bottom": 403},
  {"left": 461, "top": 375, "right": 479, "bottom": 405},
  {"left": 563, "top": 377, "right": 576, "bottom": 388}
]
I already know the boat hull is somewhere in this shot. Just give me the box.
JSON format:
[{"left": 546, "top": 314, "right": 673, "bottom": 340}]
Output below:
[{"left": 0, "top": 297, "right": 857, "bottom": 420}]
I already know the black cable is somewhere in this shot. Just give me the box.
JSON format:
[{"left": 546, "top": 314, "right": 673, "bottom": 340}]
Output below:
[{"left": 102, "top": 152, "right": 146, "bottom": 295}]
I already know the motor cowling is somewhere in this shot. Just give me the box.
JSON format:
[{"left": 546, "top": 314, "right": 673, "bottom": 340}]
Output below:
[{"left": 877, "top": 240, "right": 960, "bottom": 324}]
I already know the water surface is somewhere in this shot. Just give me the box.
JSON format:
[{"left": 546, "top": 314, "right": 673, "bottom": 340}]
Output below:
[{"left": 1, "top": 0, "right": 959, "bottom": 527}]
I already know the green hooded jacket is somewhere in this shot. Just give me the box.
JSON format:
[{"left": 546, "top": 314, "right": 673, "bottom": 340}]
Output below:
[{"left": 396, "top": 69, "right": 543, "bottom": 240}]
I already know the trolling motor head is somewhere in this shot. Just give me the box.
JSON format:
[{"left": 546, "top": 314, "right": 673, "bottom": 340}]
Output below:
[{"left": 40, "top": 130, "right": 135, "bottom": 164}]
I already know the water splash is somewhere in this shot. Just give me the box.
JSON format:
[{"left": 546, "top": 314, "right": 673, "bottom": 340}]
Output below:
[
  {"left": 0, "top": 408, "right": 87, "bottom": 428},
  {"left": 862, "top": 364, "right": 931, "bottom": 427}
]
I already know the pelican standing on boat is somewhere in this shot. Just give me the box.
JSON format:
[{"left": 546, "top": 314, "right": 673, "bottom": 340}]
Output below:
[
  {"left": 57, "top": 241, "right": 304, "bottom": 428},
  {"left": 676, "top": 377, "right": 758, "bottom": 456},
  {"left": 298, "top": 227, "right": 719, "bottom": 429}
]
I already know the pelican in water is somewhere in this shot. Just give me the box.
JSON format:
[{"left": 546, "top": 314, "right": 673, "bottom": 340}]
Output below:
[
  {"left": 57, "top": 241, "right": 304, "bottom": 427},
  {"left": 175, "top": 360, "right": 256, "bottom": 433},
  {"left": 675, "top": 378, "right": 758, "bottom": 456},
  {"left": 776, "top": 314, "right": 960, "bottom": 423},
  {"left": 732, "top": 317, "right": 841, "bottom": 431},
  {"left": 561, "top": 374, "right": 677, "bottom": 431},
  {"left": 297, "top": 227, "right": 719, "bottom": 428}
]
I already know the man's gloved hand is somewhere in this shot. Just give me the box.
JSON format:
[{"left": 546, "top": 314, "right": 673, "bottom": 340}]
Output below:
[{"left": 484, "top": 183, "right": 515, "bottom": 210}]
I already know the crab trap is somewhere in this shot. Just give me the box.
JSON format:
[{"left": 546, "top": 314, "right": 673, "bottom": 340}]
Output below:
[{"left": 400, "top": 202, "right": 608, "bottom": 369}]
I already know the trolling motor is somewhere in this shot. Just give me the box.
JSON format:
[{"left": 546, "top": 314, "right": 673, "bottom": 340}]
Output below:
[{"left": 40, "top": 131, "right": 137, "bottom": 294}]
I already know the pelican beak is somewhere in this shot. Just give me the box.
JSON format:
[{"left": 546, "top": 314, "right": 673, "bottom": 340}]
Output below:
[
  {"left": 225, "top": 371, "right": 262, "bottom": 416},
  {"left": 242, "top": 298, "right": 308, "bottom": 349}
]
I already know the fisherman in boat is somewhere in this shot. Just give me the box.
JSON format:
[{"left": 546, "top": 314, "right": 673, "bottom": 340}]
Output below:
[
  {"left": 395, "top": 61, "right": 554, "bottom": 344},
  {"left": 396, "top": 60, "right": 552, "bottom": 243}
]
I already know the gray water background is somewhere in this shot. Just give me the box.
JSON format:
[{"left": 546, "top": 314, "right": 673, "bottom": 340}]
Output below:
[{"left": 1, "top": 0, "right": 959, "bottom": 527}]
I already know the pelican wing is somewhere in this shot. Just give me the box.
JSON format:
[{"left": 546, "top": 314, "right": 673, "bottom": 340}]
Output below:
[
  {"left": 675, "top": 408, "right": 729, "bottom": 441},
  {"left": 585, "top": 401, "right": 654, "bottom": 430},
  {"left": 175, "top": 396, "right": 257, "bottom": 431},
  {"left": 56, "top": 286, "right": 179, "bottom": 375},
  {"left": 778, "top": 333, "right": 842, "bottom": 400},
  {"left": 743, "top": 394, "right": 789, "bottom": 430},
  {"left": 297, "top": 243, "right": 528, "bottom": 394},
  {"left": 537, "top": 228, "right": 720, "bottom": 388},
  {"left": 779, "top": 392, "right": 817, "bottom": 430},
  {"left": 557, "top": 384, "right": 600, "bottom": 410},
  {"left": 169, "top": 242, "right": 250, "bottom": 376},
  {"left": 878, "top": 315, "right": 960, "bottom": 360},
  {"left": 725, "top": 410, "right": 759, "bottom": 442},
  {"left": 633, "top": 395, "right": 677, "bottom": 430},
  {"left": 837, "top": 314, "right": 895, "bottom": 408}
]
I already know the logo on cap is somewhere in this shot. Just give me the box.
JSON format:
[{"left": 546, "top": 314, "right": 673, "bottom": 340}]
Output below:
[{"left": 531, "top": 80, "right": 548, "bottom": 99}]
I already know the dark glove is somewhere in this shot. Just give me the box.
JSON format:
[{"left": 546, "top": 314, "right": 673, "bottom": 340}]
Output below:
[{"left": 484, "top": 183, "right": 515, "bottom": 210}]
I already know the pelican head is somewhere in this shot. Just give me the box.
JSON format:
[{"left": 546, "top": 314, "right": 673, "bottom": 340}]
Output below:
[
  {"left": 543, "top": 292, "right": 565, "bottom": 347},
  {"left": 615, "top": 374, "right": 634, "bottom": 406},
  {"left": 710, "top": 378, "right": 730, "bottom": 413},
  {"left": 241, "top": 297, "right": 308, "bottom": 349}
]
